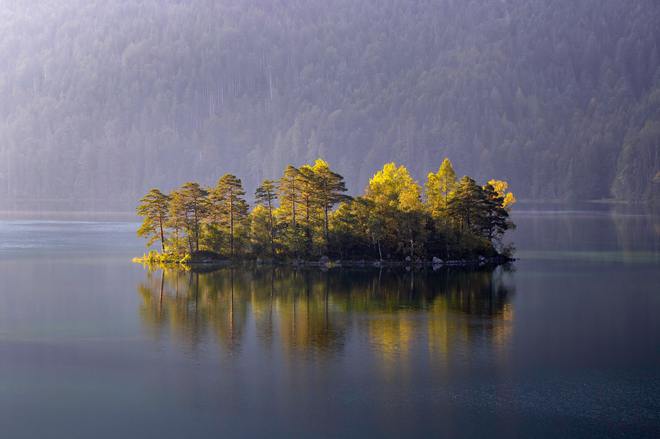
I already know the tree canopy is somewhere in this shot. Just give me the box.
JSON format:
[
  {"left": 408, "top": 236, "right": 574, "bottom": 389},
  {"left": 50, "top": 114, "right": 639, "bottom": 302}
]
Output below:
[{"left": 137, "top": 158, "right": 516, "bottom": 262}]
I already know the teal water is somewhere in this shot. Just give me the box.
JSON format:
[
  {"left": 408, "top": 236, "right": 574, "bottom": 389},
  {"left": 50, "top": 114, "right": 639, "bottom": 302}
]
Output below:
[{"left": 0, "top": 205, "right": 658, "bottom": 438}]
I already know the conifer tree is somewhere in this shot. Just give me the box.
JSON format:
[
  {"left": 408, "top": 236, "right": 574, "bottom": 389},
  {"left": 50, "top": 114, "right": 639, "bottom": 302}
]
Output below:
[
  {"left": 479, "top": 183, "right": 513, "bottom": 242},
  {"left": 330, "top": 197, "right": 374, "bottom": 259},
  {"left": 447, "top": 176, "right": 485, "bottom": 233},
  {"left": 312, "top": 159, "right": 349, "bottom": 244},
  {"left": 297, "top": 164, "right": 320, "bottom": 253},
  {"left": 137, "top": 188, "right": 170, "bottom": 252},
  {"left": 250, "top": 205, "right": 274, "bottom": 256},
  {"left": 210, "top": 174, "right": 249, "bottom": 257},
  {"left": 255, "top": 179, "right": 278, "bottom": 257},
  {"left": 169, "top": 182, "right": 209, "bottom": 254},
  {"left": 278, "top": 165, "right": 300, "bottom": 228}
]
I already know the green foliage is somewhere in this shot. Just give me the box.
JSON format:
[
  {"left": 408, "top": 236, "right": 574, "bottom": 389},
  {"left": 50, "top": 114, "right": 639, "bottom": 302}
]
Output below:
[
  {"left": 254, "top": 179, "right": 278, "bottom": 256},
  {"left": 168, "top": 182, "right": 209, "bottom": 254},
  {"left": 278, "top": 166, "right": 301, "bottom": 229},
  {"left": 209, "top": 174, "right": 249, "bottom": 257},
  {"left": 312, "top": 159, "right": 350, "bottom": 241},
  {"left": 136, "top": 188, "right": 170, "bottom": 252},
  {"left": 329, "top": 197, "right": 375, "bottom": 259},
  {"left": 249, "top": 205, "right": 274, "bottom": 257},
  {"left": 444, "top": 176, "right": 514, "bottom": 254},
  {"left": 447, "top": 177, "right": 487, "bottom": 232}
]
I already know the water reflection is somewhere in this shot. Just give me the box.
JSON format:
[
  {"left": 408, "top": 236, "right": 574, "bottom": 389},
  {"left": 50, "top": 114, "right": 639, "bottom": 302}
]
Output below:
[
  {"left": 138, "top": 267, "right": 515, "bottom": 363},
  {"left": 512, "top": 202, "right": 660, "bottom": 263}
]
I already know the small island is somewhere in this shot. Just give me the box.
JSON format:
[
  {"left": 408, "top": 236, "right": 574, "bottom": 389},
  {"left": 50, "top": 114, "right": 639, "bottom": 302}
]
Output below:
[{"left": 135, "top": 158, "right": 516, "bottom": 269}]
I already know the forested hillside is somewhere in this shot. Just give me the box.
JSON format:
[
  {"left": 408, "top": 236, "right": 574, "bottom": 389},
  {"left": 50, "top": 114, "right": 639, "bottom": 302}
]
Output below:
[{"left": 1, "top": 0, "right": 659, "bottom": 209}]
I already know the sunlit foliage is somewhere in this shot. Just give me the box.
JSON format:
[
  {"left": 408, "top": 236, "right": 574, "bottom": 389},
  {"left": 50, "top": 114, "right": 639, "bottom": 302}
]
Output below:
[
  {"left": 137, "top": 189, "right": 170, "bottom": 252},
  {"left": 137, "top": 158, "right": 515, "bottom": 261}
]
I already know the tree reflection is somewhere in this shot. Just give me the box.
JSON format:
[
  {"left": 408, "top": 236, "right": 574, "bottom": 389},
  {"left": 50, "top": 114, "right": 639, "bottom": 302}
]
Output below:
[
  {"left": 611, "top": 204, "right": 660, "bottom": 262},
  {"left": 138, "top": 266, "right": 515, "bottom": 361}
]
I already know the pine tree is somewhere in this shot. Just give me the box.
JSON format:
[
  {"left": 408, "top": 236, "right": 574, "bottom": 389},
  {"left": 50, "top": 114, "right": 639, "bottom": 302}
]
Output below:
[
  {"left": 297, "top": 164, "right": 320, "bottom": 253},
  {"left": 329, "top": 197, "right": 374, "bottom": 259},
  {"left": 278, "top": 165, "right": 300, "bottom": 228},
  {"left": 479, "top": 183, "right": 513, "bottom": 242},
  {"left": 137, "top": 188, "right": 170, "bottom": 252},
  {"left": 169, "top": 182, "right": 209, "bottom": 254},
  {"left": 312, "top": 159, "right": 350, "bottom": 244},
  {"left": 255, "top": 179, "right": 278, "bottom": 257},
  {"left": 249, "top": 205, "right": 274, "bottom": 256},
  {"left": 210, "top": 174, "right": 249, "bottom": 257},
  {"left": 278, "top": 165, "right": 308, "bottom": 256},
  {"left": 447, "top": 176, "right": 485, "bottom": 233}
]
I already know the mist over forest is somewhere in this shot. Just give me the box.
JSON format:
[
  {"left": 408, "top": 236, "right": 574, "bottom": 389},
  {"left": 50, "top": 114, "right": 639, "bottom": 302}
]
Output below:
[{"left": 1, "top": 0, "right": 659, "bottom": 210}]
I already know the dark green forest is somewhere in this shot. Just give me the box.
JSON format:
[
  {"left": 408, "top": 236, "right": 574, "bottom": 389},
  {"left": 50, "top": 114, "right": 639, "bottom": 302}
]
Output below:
[{"left": 1, "top": 0, "right": 659, "bottom": 209}]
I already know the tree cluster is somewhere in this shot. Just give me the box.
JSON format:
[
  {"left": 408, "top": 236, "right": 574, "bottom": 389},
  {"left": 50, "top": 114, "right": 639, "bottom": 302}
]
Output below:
[{"left": 137, "top": 158, "right": 515, "bottom": 261}]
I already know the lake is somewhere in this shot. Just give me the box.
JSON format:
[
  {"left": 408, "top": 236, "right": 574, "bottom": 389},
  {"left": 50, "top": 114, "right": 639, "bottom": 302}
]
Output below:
[{"left": 0, "top": 204, "right": 658, "bottom": 438}]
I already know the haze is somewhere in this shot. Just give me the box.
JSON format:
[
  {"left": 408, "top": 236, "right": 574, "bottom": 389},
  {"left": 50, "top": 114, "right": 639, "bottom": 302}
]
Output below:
[{"left": 1, "top": 0, "right": 658, "bottom": 210}]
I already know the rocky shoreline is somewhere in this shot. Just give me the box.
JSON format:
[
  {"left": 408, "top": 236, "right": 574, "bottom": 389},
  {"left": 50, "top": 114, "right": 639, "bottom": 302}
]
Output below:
[
  {"left": 143, "top": 251, "right": 515, "bottom": 271},
  {"left": 277, "top": 255, "right": 514, "bottom": 269}
]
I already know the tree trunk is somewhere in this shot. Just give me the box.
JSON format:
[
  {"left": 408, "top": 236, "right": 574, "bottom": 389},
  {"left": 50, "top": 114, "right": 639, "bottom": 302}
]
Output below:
[
  {"left": 159, "top": 217, "right": 166, "bottom": 253},
  {"left": 324, "top": 206, "right": 329, "bottom": 245},
  {"left": 188, "top": 233, "right": 194, "bottom": 254},
  {"left": 305, "top": 197, "right": 311, "bottom": 254},
  {"left": 267, "top": 201, "right": 275, "bottom": 258},
  {"left": 193, "top": 209, "right": 199, "bottom": 252},
  {"left": 291, "top": 180, "right": 297, "bottom": 228},
  {"left": 229, "top": 193, "right": 234, "bottom": 258}
]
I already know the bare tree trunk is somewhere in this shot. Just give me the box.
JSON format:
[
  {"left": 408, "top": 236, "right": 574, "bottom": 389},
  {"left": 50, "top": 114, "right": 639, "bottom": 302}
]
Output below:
[
  {"left": 159, "top": 217, "right": 166, "bottom": 253},
  {"left": 193, "top": 208, "right": 199, "bottom": 252},
  {"left": 229, "top": 191, "right": 234, "bottom": 258}
]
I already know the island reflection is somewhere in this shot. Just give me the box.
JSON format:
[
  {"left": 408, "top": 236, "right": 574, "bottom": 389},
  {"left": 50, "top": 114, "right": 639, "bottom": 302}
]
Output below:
[{"left": 138, "top": 267, "right": 515, "bottom": 361}]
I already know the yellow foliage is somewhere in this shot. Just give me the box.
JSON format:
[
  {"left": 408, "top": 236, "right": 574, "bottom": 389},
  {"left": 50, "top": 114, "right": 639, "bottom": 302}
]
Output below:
[
  {"left": 425, "top": 157, "right": 457, "bottom": 217},
  {"left": 312, "top": 158, "right": 330, "bottom": 173},
  {"left": 488, "top": 179, "right": 517, "bottom": 209},
  {"left": 366, "top": 162, "right": 422, "bottom": 211}
]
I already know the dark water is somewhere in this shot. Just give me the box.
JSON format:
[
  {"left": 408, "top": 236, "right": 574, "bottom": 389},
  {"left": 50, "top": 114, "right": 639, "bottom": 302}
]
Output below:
[{"left": 0, "top": 205, "right": 658, "bottom": 438}]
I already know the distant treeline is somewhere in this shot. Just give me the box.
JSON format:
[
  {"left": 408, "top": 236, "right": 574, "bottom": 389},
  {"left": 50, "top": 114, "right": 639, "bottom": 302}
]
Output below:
[
  {"left": 2, "top": 1, "right": 659, "bottom": 209},
  {"left": 136, "top": 158, "right": 515, "bottom": 262}
]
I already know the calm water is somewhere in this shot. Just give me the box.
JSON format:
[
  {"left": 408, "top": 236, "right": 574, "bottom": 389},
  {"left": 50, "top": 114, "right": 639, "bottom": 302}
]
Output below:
[{"left": 0, "top": 205, "right": 658, "bottom": 438}]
